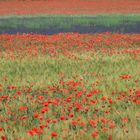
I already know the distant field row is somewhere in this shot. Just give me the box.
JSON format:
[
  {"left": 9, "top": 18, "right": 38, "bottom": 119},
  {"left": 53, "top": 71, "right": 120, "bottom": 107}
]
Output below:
[
  {"left": 0, "top": 15, "right": 140, "bottom": 34},
  {"left": 0, "top": 0, "right": 140, "bottom": 15}
]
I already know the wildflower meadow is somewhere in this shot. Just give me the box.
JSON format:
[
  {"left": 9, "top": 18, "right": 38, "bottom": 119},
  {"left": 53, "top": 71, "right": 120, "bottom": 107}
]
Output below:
[{"left": 0, "top": 0, "right": 140, "bottom": 140}]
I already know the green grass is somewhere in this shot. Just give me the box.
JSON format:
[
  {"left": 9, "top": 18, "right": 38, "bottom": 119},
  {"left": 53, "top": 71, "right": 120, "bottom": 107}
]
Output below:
[
  {"left": 0, "top": 52, "right": 140, "bottom": 140},
  {"left": 0, "top": 52, "right": 140, "bottom": 91},
  {"left": 0, "top": 14, "right": 140, "bottom": 30}
]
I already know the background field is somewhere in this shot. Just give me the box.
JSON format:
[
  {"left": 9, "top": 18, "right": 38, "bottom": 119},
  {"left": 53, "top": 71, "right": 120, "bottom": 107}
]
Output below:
[
  {"left": 0, "top": 0, "right": 140, "bottom": 15},
  {"left": 0, "top": 0, "right": 140, "bottom": 34},
  {"left": 0, "top": 14, "right": 140, "bottom": 34}
]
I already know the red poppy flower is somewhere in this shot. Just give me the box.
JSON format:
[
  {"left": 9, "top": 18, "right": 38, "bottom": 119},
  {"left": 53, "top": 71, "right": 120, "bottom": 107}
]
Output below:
[
  {"left": 89, "top": 120, "right": 97, "bottom": 126},
  {"left": 1, "top": 136, "right": 6, "bottom": 140},
  {"left": 60, "top": 116, "right": 66, "bottom": 120},
  {"left": 123, "top": 117, "right": 128, "bottom": 123},
  {"left": 0, "top": 127, "right": 3, "bottom": 131},
  {"left": 33, "top": 113, "right": 39, "bottom": 118},
  {"left": 71, "top": 120, "right": 77, "bottom": 126},
  {"left": 91, "top": 132, "right": 98, "bottom": 137},
  {"left": 51, "top": 132, "right": 58, "bottom": 137}
]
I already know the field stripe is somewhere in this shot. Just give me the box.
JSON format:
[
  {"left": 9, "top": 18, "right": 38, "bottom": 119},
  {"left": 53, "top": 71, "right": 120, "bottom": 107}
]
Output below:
[{"left": 0, "top": 0, "right": 140, "bottom": 15}]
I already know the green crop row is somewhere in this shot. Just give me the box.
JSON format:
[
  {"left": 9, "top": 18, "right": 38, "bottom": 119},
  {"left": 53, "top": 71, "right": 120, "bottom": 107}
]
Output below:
[{"left": 0, "top": 14, "right": 140, "bottom": 30}]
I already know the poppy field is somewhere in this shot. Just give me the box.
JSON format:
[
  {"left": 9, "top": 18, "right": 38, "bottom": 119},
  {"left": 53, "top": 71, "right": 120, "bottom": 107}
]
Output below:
[
  {"left": 0, "top": 0, "right": 140, "bottom": 140},
  {"left": 0, "top": 0, "right": 140, "bottom": 15},
  {"left": 0, "top": 33, "right": 140, "bottom": 140}
]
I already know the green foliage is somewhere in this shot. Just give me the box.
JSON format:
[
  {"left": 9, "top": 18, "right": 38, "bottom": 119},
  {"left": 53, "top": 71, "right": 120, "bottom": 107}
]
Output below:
[{"left": 0, "top": 14, "right": 140, "bottom": 30}]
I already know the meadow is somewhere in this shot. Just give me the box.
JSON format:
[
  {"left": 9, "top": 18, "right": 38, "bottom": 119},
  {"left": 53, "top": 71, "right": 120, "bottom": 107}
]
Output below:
[
  {"left": 0, "top": 33, "right": 140, "bottom": 140},
  {"left": 0, "top": 0, "right": 140, "bottom": 140}
]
